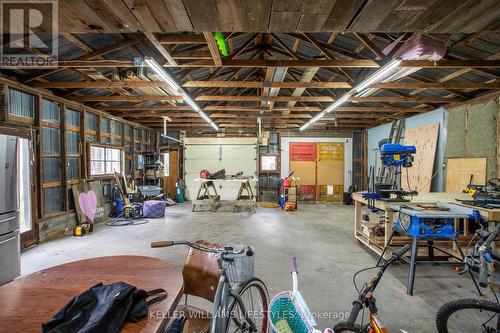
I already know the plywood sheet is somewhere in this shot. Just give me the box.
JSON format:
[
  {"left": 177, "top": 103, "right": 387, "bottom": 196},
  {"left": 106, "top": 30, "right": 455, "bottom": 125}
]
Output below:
[
  {"left": 446, "top": 158, "right": 487, "bottom": 193},
  {"left": 290, "top": 161, "right": 316, "bottom": 185},
  {"left": 402, "top": 123, "right": 439, "bottom": 193},
  {"left": 317, "top": 160, "right": 344, "bottom": 185}
]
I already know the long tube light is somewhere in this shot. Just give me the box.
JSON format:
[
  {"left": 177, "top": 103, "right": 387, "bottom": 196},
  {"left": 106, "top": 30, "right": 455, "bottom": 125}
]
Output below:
[
  {"left": 300, "top": 59, "right": 402, "bottom": 131},
  {"left": 353, "top": 59, "right": 402, "bottom": 93},
  {"left": 144, "top": 57, "right": 219, "bottom": 131}
]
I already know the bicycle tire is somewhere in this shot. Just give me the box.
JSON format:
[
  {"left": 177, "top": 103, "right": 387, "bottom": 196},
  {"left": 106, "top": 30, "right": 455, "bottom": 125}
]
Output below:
[
  {"left": 436, "top": 298, "right": 500, "bottom": 333},
  {"left": 226, "top": 278, "right": 269, "bottom": 333},
  {"left": 333, "top": 321, "right": 365, "bottom": 332}
]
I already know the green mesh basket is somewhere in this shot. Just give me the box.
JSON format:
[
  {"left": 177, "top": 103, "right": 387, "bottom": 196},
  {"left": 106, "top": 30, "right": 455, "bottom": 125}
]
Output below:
[{"left": 269, "top": 291, "right": 314, "bottom": 333}]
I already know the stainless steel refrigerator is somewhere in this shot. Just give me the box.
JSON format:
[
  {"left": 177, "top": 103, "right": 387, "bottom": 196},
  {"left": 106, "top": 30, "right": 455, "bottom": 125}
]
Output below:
[{"left": 0, "top": 134, "right": 20, "bottom": 285}]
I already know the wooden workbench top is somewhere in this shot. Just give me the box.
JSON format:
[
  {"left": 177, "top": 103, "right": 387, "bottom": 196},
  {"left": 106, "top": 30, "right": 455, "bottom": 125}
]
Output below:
[{"left": 352, "top": 191, "right": 500, "bottom": 221}]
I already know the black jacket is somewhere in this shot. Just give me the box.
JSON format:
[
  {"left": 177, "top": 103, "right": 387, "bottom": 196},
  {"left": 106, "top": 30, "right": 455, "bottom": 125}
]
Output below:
[{"left": 42, "top": 282, "right": 166, "bottom": 333}]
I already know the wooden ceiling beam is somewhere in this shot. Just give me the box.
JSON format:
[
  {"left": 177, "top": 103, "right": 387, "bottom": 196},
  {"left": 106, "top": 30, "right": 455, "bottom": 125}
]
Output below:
[
  {"left": 44, "top": 59, "right": 500, "bottom": 68},
  {"left": 373, "top": 82, "right": 500, "bottom": 89},
  {"left": 157, "top": 34, "right": 206, "bottom": 44},
  {"left": 184, "top": 80, "right": 352, "bottom": 88},
  {"left": 69, "top": 95, "right": 182, "bottom": 102},
  {"left": 143, "top": 32, "right": 177, "bottom": 65},
  {"left": 23, "top": 37, "right": 145, "bottom": 82},
  {"left": 353, "top": 33, "right": 385, "bottom": 59},
  {"left": 203, "top": 32, "right": 223, "bottom": 66}
]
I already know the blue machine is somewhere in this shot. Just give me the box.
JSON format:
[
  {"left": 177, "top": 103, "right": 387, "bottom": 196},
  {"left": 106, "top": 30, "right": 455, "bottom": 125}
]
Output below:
[
  {"left": 393, "top": 203, "right": 481, "bottom": 239},
  {"left": 395, "top": 213, "right": 457, "bottom": 239},
  {"left": 380, "top": 144, "right": 416, "bottom": 168}
]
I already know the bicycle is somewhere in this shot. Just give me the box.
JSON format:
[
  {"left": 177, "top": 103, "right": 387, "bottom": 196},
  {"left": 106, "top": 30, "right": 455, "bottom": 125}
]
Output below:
[
  {"left": 151, "top": 240, "right": 269, "bottom": 333},
  {"left": 435, "top": 223, "right": 500, "bottom": 333},
  {"left": 333, "top": 244, "right": 411, "bottom": 333}
]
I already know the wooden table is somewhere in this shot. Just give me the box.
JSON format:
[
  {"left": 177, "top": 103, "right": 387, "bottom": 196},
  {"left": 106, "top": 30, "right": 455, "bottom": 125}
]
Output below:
[{"left": 0, "top": 256, "right": 184, "bottom": 333}]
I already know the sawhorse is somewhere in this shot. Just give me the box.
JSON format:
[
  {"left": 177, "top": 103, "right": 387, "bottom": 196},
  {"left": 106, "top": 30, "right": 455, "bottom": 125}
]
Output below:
[
  {"left": 192, "top": 181, "right": 221, "bottom": 212},
  {"left": 233, "top": 180, "right": 256, "bottom": 213}
]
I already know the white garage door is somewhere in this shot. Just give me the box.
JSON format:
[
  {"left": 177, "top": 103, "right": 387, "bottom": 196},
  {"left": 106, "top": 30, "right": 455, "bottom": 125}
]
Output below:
[{"left": 184, "top": 138, "right": 257, "bottom": 201}]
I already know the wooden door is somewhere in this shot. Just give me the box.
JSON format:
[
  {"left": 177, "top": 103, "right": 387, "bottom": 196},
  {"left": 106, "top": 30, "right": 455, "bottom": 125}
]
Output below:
[{"left": 165, "top": 149, "right": 179, "bottom": 200}]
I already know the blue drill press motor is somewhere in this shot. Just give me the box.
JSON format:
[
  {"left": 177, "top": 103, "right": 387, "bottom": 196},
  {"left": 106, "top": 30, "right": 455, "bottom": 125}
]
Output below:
[{"left": 380, "top": 144, "right": 416, "bottom": 168}]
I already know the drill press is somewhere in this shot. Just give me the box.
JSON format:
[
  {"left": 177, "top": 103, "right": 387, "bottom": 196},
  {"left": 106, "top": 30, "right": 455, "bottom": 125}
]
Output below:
[{"left": 363, "top": 143, "right": 418, "bottom": 204}]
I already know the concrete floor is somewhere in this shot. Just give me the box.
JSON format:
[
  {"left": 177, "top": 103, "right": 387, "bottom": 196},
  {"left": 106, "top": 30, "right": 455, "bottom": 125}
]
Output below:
[{"left": 22, "top": 202, "right": 489, "bottom": 332}]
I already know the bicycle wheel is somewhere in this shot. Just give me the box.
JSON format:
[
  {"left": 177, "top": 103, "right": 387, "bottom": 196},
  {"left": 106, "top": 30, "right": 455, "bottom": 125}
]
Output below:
[
  {"left": 436, "top": 298, "right": 500, "bottom": 333},
  {"left": 226, "top": 278, "right": 269, "bottom": 333},
  {"left": 333, "top": 321, "right": 366, "bottom": 333}
]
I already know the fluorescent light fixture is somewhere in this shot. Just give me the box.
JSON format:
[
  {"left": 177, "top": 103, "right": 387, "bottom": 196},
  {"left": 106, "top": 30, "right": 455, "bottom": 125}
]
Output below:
[
  {"left": 300, "top": 111, "right": 326, "bottom": 131},
  {"left": 144, "top": 56, "right": 218, "bottom": 131},
  {"left": 324, "top": 93, "right": 352, "bottom": 113},
  {"left": 354, "top": 59, "right": 402, "bottom": 93},
  {"left": 144, "top": 57, "right": 181, "bottom": 92},
  {"left": 299, "top": 58, "right": 401, "bottom": 131}
]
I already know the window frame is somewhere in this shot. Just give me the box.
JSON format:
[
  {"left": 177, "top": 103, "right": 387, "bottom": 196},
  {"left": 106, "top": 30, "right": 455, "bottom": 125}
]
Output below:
[
  {"left": 88, "top": 144, "right": 124, "bottom": 177},
  {"left": 260, "top": 154, "right": 279, "bottom": 172}
]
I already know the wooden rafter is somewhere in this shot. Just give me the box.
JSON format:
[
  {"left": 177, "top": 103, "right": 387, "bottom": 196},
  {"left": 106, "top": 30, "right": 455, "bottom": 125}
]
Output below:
[{"left": 203, "top": 32, "right": 222, "bottom": 66}]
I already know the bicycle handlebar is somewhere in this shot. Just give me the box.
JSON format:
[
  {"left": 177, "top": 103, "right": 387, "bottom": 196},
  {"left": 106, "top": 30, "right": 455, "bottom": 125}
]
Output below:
[
  {"left": 347, "top": 301, "right": 363, "bottom": 326},
  {"left": 290, "top": 256, "right": 298, "bottom": 274},
  {"left": 151, "top": 241, "right": 174, "bottom": 248},
  {"left": 348, "top": 244, "right": 411, "bottom": 325},
  {"left": 150, "top": 240, "right": 254, "bottom": 256}
]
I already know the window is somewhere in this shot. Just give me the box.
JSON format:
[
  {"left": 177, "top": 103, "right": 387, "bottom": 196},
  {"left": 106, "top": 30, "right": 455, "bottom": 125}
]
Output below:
[
  {"left": 85, "top": 112, "right": 97, "bottom": 141},
  {"left": 9, "top": 89, "right": 35, "bottom": 118},
  {"left": 260, "top": 155, "right": 278, "bottom": 172},
  {"left": 90, "top": 146, "right": 122, "bottom": 176}
]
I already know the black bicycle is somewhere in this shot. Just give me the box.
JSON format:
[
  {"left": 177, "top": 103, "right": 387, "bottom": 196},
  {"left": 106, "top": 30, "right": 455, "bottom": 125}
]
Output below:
[
  {"left": 435, "top": 223, "right": 500, "bottom": 333},
  {"left": 334, "top": 244, "right": 411, "bottom": 332}
]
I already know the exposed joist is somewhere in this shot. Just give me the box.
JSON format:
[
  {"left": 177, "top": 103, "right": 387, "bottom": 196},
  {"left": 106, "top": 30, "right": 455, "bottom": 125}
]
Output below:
[
  {"left": 195, "top": 95, "right": 335, "bottom": 102},
  {"left": 353, "top": 33, "right": 385, "bottom": 59},
  {"left": 143, "top": 32, "right": 177, "bottom": 65},
  {"left": 23, "top": 37, "right": 145, "bottom": 82},
  {"left": 349, "top": 97, "right": 464, "bottom": 103},
  {"left": 372, "top": 82, "right": 500, "bottom": 89},
  {"left": 43, "top": 59, "right": 500, "bottom": 68},
  {"left": 69, "top": 95, "right": 182, "bottom": 102},
  {"left": 157, "top": 34, "right": 206, "bottom": 44},
  {"left": 203, "top": 32, "right": 222, "bottom": 66},
  {"left": 183, "top": 81, "right": 352, "bottom": 88}
]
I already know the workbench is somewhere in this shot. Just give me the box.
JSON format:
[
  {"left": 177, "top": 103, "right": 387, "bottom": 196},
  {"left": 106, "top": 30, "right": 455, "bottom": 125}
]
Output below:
[
  {"left": 352, "top": 192, "right": 476, "bottom": 258},
  {"left": 192, "top": 177, "right": 257, "bottom": 213}
]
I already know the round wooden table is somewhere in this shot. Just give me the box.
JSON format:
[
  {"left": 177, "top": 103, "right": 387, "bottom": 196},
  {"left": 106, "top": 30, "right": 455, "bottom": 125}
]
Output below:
[{"left": 0, "top": 256, "right": 184, "bottom": 333}]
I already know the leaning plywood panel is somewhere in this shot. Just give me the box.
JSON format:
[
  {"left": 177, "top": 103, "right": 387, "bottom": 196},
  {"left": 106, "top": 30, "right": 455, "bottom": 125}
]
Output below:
[
  {"left": 402, "top": 123, "right": 439, "bottom": 193},
  {"left": 446, "top": 158, "right": 487, "bottom": 193}
]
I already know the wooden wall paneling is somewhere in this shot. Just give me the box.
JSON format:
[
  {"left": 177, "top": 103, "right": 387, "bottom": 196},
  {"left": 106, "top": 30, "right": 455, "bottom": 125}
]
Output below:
[
  {"left": 446, "top": 158, "right": 487, "bottom": 193},
  {"left": 402, "top": 123, "right": 440, "bottom": 193}
]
